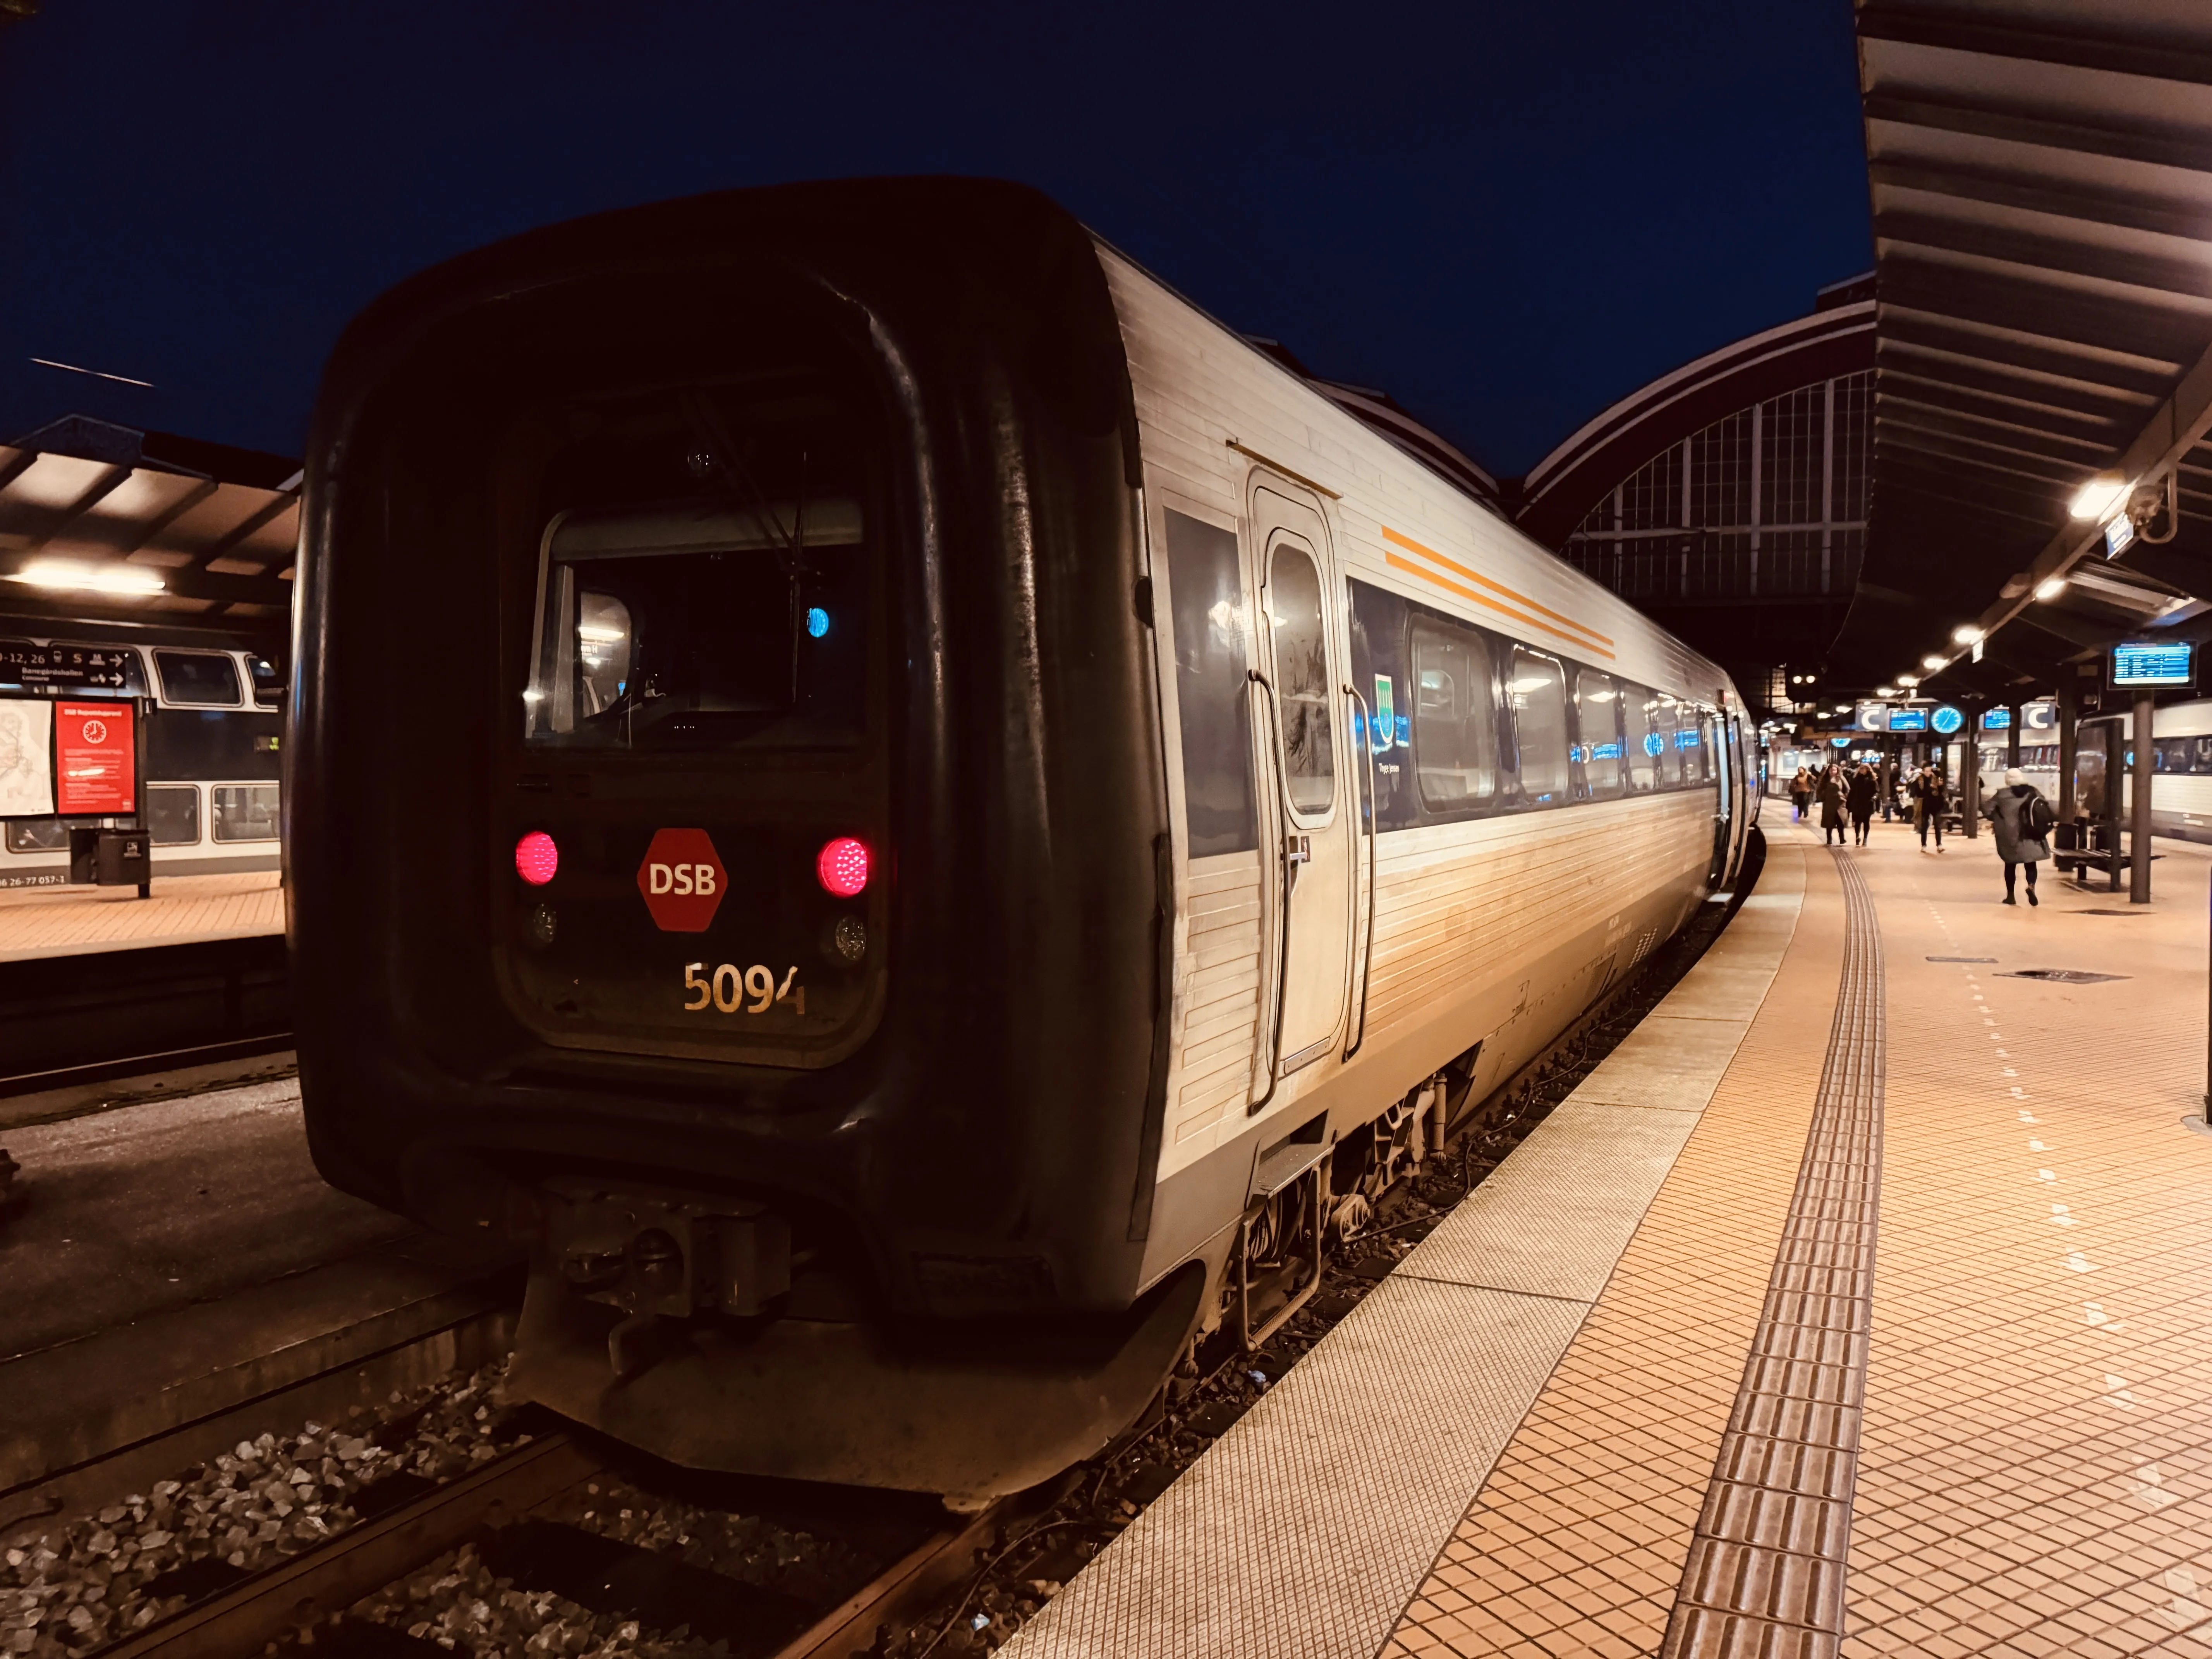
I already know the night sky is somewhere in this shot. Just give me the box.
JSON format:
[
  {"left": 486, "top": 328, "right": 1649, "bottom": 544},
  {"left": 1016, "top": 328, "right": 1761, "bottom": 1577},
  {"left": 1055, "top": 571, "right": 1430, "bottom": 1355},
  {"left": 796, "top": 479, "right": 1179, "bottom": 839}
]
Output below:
[{"left": 0, "top": 1, "right": 1870, "bottom": 478}]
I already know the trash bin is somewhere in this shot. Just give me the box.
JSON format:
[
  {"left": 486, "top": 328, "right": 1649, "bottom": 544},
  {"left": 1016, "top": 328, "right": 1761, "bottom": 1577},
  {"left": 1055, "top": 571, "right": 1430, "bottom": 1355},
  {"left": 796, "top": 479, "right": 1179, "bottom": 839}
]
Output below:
[{"left": 68, "top": 827, "right": 151, "bottom": 889}]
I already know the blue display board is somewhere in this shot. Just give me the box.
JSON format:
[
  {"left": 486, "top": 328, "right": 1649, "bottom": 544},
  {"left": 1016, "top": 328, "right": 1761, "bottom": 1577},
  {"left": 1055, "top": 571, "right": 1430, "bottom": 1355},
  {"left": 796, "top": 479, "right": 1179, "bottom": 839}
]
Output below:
[
  {"left": 1888, "top": 708, "right": 1929, "bottom": 732},
  {"left": 1982, "top": 708, "right": 2011, "bottom": 730},
  {"left": 2111, "top": 640, "right": 2194, "bottom": 687}
]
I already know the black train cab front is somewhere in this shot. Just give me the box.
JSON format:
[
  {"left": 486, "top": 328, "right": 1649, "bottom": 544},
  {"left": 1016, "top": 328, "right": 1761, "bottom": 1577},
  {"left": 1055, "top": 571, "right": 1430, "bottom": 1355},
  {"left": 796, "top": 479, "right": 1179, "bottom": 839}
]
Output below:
[{"left": 288, "top": 180, "right": 1193, "bottom": 1496}]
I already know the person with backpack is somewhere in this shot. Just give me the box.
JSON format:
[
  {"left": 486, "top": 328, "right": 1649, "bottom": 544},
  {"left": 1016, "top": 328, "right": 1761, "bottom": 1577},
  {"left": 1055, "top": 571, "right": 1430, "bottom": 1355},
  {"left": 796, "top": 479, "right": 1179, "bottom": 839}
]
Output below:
[{"left": 1983, "top": 766, "right": 2054, "bottom": 905}]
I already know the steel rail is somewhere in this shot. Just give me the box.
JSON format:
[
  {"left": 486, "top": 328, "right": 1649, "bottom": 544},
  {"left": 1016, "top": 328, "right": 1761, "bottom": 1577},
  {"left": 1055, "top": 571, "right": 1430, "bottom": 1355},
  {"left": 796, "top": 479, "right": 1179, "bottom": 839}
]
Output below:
[{"left": 96, "top": 1432, "right": 599, "bottom": 1659}]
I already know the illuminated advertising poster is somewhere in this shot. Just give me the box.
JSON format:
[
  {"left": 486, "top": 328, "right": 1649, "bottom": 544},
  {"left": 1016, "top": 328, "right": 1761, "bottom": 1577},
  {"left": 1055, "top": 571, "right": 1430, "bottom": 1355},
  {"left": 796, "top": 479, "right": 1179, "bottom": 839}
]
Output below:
[
  {"left": 55, "top": 701, "right": 135, "bottom": 814},
  {"left": 0, "top": 698, "right": 55, "bottom": 816}
]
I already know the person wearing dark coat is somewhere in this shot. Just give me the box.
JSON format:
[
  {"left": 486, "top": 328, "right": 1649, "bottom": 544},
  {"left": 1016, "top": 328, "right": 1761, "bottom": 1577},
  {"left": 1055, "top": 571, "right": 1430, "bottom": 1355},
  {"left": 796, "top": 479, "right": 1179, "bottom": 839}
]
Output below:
[
  {"left": 1911, "top": 765, "right": 1949, "bottom": 850},
  {"left": 1846, "top": 764, "right": 1877, "bottom": 846},
  {"left": 1983, "top": 766, "right": 2052, "bottom": 905},
  {"left": 1817, "top": 766, "right": 1847, "bottom": 846}
]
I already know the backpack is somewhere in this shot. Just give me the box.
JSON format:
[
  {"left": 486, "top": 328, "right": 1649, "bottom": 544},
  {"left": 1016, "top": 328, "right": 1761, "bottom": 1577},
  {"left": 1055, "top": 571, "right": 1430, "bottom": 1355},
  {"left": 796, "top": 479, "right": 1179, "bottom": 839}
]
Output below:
[{"left": 2026, "top": 790, "right": 2057, "bottom": 838}]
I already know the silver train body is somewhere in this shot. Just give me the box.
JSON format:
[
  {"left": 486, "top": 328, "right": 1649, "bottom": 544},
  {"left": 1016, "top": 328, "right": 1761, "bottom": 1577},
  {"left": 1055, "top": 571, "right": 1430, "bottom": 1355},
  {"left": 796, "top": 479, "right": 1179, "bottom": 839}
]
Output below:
[{"left": 293, "top": 180, "right": 1758, "bottom": 1502}]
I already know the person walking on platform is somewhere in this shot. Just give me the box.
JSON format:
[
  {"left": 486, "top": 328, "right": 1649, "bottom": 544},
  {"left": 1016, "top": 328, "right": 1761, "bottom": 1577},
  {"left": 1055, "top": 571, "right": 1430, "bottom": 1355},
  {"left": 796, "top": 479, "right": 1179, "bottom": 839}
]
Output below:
[
  {"left": 1817, "top": 764, "right": 1847, "bottom": 846},
  {"left": 1847, "top": 762, "right": 1876, "bottom": 846},
  {"left": 1913, "top": 765, "right": 1949, "bottom": 852},
  {"left": 1984, "top": 766, "right": 2053, "bottom": 906},
  {"left": 1789, "top": 768, "right": 1811, "bottom": 823}
]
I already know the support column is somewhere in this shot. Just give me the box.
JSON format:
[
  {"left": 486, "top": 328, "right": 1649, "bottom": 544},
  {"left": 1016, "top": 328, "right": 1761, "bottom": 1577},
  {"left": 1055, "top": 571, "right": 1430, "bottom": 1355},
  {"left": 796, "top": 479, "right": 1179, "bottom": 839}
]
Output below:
[
  {"left": 1960, "top": 708, "right": 1982, "bottom": 838},
  {"left": 2058, "top": 680, "right": 2078, "bottom": 822},
  {"left": 2133, "top": 691, "right": 2155, "bottom": 904},
  {"left": 2006, "top": 702, "right": 2021, "bottom": 769}
]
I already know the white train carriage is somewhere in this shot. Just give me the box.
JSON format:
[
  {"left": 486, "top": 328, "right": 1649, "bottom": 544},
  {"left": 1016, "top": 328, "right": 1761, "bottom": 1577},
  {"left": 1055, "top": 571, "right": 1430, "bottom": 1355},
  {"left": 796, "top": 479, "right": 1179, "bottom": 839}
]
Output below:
[{"left": 0, "top": 636, "right": 283, "bottom": 887}]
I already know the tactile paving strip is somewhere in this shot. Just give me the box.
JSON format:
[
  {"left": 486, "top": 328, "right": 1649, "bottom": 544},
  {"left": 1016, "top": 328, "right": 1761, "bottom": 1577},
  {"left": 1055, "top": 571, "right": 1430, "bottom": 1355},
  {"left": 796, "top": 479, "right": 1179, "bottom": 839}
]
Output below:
[
  {"left": 1008, "top": 1277, "right": 1590, "bottom": 1659},
  {"left": 1659, "top": 848, "right": 1884, "bottom": 1659}
]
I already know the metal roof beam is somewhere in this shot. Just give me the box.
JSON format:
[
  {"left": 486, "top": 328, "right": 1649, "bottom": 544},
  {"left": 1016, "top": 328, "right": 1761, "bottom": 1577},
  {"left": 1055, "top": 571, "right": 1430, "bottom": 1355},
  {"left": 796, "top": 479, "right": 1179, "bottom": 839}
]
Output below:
[
  {"left": 1864, "top": 91, "right": 2212, "bottom": 178},
  {"left": 1858, "top": 3, "right": 2212, "bottom": 90},
  {"left": 1871, "top": 157, "right": 2212, "bottom": 246},
  {"left": 1875, "top": 209, "right": 2212, "bottom": 308}
]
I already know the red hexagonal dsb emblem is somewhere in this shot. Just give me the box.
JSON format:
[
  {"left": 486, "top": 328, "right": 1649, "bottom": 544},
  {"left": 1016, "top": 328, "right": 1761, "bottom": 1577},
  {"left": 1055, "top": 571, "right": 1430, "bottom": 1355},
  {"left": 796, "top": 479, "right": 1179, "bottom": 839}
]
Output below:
[{"left": 636, "top": 828, "right": 726, "bottom": 933}]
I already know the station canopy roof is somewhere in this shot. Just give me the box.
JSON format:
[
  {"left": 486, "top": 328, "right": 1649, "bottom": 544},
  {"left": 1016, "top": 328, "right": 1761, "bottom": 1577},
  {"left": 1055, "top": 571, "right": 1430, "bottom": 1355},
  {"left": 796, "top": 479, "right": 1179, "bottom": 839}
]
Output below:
[
  {"left": 0, "top": 416, "right": 298, "bottom": 637},
  {"left": 1843, "top": 0, "right": 2212, "bottom": 702}
]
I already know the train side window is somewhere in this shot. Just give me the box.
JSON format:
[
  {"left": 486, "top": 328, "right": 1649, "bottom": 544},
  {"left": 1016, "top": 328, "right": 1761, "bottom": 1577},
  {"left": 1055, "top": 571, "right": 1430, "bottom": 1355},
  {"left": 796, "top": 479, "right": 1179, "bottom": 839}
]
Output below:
[
  {"left": 245, "top": 653, "right": 285, "bottom": 711},
  {"left": 211, "top": 783, "right": 280, "bottom": 842},
  {"left": 2197, "top": 737, "right": 2212, "bottom": 774},
  {"left": 5, "top": 818, "right": 68, "bottom": 853},
  {"left": 1685, "top": 708, "right": 1710, "bottom": 783},
  {"left": 154, "top": 650, "right": 243, "bottom": 707},
  {"left": 1577, "top": 671, "right": 1624, "bottom": 797},
  {"left": 1164, "top": 510, "right": 1257, "bottom": 857},
  {"left": 1654, "top": 698, "right": 1683, "bottom": 787},
  {"left": 1508, "top": 649, "right": 1570, "bottom": 805},
  {"left": 148, "top": 785, "right": 201, "bottom": 846},
  {"left": 1627, "top": 691, "right": 1659, "bottom": 791},
  {"left": 1264, "top": 542, "right": 1335, "bottom": 817},
  {"left": 1410, "top": 617, "right": 1497, "bottom": 808},
  {"left": 574, "top": 592, "right": 633, "bottom": 721},
  {"left": 2155, "top": 737, "right": 2190, "bottom": 773}
]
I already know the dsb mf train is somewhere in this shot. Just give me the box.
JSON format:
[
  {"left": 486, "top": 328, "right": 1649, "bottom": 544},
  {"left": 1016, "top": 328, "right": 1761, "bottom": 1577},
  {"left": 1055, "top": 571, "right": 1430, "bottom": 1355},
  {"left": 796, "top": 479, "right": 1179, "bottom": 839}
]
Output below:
[{"left": 292, "top": 179, "right": 1759, "bottom": 1501}]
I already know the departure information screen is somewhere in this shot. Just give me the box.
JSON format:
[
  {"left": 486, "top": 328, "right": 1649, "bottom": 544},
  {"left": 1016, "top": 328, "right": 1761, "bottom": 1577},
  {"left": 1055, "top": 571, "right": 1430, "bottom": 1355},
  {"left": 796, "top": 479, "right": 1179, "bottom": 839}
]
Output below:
[
  {"left": 2111, "top": 641, "right": 2195, "bottom": 687},
  {"left": 1887, "top": 708, "right": 1928, "bottom": 732}
]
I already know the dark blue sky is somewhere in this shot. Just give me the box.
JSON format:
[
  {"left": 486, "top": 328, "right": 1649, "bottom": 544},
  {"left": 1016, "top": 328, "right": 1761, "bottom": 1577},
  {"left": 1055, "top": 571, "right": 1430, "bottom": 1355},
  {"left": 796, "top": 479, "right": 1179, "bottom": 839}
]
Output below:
[{"left": 0, "top": 1, "right": 1870, "bottom": 477}]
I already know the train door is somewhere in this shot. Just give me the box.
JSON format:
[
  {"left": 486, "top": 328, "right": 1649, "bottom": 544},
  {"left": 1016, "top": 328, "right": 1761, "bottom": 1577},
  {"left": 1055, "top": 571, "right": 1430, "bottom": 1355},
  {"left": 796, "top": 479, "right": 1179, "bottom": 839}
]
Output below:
[
  {"left": 1251, "top": 486, "right": 1354, "bottom": 1080},
  {"left": 1708, "top": 708, "right": 1734, "bottom": 885}
]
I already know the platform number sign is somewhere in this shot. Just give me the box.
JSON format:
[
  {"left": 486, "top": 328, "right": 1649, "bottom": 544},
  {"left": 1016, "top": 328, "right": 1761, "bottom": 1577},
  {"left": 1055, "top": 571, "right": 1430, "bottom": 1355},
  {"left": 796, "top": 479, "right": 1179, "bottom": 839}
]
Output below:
[{"left": 636, "top": 827, "right": 727, "bottom": 932}]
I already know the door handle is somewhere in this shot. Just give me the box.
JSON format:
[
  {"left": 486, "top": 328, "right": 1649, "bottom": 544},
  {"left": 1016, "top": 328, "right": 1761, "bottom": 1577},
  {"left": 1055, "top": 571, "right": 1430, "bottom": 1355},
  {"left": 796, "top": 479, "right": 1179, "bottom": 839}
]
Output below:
[{"left": 1284, "top": 833, "right": 1310, "bottom": 865}]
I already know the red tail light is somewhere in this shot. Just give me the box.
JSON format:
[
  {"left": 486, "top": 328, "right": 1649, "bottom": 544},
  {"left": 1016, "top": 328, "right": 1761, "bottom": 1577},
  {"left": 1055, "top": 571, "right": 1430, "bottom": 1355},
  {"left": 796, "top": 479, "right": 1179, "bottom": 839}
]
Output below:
[
  {"left": 515, "top": 831, "right": 558, "bottom": 886},
  {"left": 816, "top": 836, "right": 869, "bottom": 898}
]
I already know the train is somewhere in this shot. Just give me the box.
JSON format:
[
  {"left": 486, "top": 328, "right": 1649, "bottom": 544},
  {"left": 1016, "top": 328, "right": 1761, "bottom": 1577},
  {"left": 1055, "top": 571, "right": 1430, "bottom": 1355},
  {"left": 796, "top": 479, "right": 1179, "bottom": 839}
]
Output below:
[
  {"left": 290, "top": 179, "right": 1760, "bottom": 1503},
  {"left": 0, "top": 625, "right": 283, "bottom": 887}
]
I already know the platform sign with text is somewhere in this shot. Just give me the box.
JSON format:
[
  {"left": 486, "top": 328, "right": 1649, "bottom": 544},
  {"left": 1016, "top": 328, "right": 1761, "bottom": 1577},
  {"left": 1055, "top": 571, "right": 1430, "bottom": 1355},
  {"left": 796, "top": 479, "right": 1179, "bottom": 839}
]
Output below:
[
  {"left": 2111, "top": 640, "right": 2195, "bottom": 689},
  {"left": 55, "top": 701, "right": 136, "bottom": 814}
]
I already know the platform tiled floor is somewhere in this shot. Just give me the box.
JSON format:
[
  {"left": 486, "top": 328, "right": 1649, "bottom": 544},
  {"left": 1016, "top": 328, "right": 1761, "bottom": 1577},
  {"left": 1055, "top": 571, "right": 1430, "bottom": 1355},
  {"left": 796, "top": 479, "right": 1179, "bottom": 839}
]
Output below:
[
  {"left": 0, "top": 869, "right": 281, "bottom": 960},
  {"left": 1384, "top": 817, "right": 2212, "bottom": 1659}
]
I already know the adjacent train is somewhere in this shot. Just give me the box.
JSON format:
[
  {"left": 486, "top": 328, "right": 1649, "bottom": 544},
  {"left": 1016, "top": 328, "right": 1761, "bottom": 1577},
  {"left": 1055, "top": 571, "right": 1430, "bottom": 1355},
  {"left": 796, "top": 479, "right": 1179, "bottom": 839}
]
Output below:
[
  {"left": 291, "top": 179, "right": 1759, "bottom": 1502},
  {"left": 0, "top": 627, "right": 283, "bottom": 886}
]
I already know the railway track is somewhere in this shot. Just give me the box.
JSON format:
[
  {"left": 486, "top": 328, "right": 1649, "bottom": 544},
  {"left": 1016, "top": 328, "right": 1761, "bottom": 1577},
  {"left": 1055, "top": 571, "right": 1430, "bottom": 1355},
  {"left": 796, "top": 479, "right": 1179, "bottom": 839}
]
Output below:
[{"left": 84, "top": 1427, "right": 1008, "bottom": 1659}]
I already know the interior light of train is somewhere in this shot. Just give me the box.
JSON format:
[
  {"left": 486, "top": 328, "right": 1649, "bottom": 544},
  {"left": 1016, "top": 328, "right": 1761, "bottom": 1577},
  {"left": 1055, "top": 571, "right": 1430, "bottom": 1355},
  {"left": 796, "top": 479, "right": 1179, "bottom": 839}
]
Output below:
[
  {"left": 2069, "top": 471, "right": 2126, "bottom": 522},
  {"left": 2034, "top": 575, "right": 2068, "bottom": 601},
  {"left": 817, "top": 836, "right": 870, "bottom": 898},
  {"left": 515, "top": 831, "right": 559, "bottom": 886},
  {"left": 578, "top": 625, "right": 626, "bottom": 642},
  {"left": 9, "top": 560, "right": 165, "bottom": 595},
  {"left": 806, "top": 607, "right": 830, "bottom": 639}
]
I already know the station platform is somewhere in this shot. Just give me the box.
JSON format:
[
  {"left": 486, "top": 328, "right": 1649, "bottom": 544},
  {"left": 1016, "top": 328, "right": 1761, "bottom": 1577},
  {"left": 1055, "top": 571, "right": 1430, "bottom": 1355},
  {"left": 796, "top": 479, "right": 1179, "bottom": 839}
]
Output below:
[
  {"left": 1010, "top": 816, "right": 2212, "bottom": 1658},
  {"left": 0, "top": 869, "right": 283, "bottom": 962}
]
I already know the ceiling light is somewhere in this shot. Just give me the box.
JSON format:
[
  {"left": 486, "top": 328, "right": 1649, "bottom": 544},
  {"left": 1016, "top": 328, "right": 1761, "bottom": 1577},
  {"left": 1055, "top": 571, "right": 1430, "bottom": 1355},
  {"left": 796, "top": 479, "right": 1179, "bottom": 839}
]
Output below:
[
  {"left": 2069, "top": 471, "right": 2127, "bottom": 522},
  {"left": 1951, "top": 624, "right": 1983, "bottom": 646},
  {"left": 1922, "top": 655, "right": 1946, "bottom": 671},
  {"left": 1877, "top": 686, "right": 1897, "bottom": 697},
  {"left": 7, "top": 560, "right": 165, "bottom": 595},
  {"left": 1898, "top": 674, "right": 1919, "bottom": 688},
  {"left": 2034, "top": 575, "right": 2068, "bottom": 602}
]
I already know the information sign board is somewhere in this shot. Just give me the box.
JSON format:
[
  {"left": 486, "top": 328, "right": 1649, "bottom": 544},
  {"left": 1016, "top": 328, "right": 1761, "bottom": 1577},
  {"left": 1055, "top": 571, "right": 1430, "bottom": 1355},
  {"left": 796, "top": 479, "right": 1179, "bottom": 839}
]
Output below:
[
  {"left": 1854, "top": 701, "right": 1889, "bottom": 732},
  {"left": 55, "top": 701, "right": 136, "bottom": 814},
  {"left": 1888, "top": 708, "right": 1929, "bottom": 732},
  {"left": 0, "top": 640, "right": 142, "bottom": 695},
  {"left": 2111, "top": 640, "right": 2194, "bottom": 687},
  {"left": 1982, "top": 708, "right": 2012, "bottom": 730},
  {"left": 0, "top": 697, "right": 55, "bottom": 817}
]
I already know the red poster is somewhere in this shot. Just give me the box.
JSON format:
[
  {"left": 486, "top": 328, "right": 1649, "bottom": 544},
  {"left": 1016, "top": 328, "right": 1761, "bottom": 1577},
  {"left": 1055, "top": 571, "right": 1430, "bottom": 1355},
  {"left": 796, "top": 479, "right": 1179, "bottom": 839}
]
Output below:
[{"left": 55, "top": 701, "right": 135, "bottom": 814}]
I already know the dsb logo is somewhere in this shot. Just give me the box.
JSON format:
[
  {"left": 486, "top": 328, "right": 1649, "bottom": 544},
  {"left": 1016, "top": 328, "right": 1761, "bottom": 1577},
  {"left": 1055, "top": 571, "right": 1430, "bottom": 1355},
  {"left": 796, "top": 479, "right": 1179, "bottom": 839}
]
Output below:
[
  {"left": 636, "top": 828, "right": 727, "bottom": 932},
  {"left": 646, "top": 862, "right": 717, "bottom": 896}
]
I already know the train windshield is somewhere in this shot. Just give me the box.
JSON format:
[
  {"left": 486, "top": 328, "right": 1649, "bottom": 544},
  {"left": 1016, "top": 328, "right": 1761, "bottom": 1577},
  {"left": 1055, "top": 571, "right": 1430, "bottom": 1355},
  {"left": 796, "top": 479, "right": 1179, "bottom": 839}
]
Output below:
[{"left": 522, "top": 387, "right": 874, "bottom": 753}]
